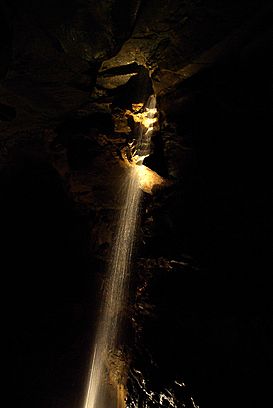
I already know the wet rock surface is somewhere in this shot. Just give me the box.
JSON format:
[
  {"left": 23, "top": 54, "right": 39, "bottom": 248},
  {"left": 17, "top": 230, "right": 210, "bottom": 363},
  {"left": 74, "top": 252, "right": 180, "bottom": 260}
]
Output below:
[{"left": 2, "top": 1, "right": 272, "bottom": 408}]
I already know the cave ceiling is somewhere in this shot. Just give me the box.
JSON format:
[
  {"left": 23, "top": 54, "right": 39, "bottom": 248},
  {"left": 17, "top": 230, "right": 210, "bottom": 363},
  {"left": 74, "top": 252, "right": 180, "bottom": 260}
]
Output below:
[
  {"left": 0, "top": 0, "right": 271, "bottom": 216},
  {"left": 1, "top": 0, "right": 271, "bottom": 121}
]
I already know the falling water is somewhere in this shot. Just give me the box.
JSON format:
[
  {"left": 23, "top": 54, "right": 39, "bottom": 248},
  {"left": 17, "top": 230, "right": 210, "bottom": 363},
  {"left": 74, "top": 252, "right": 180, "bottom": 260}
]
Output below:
[{"left": 83, "top": 95, "right": 157, "bottom": 408}]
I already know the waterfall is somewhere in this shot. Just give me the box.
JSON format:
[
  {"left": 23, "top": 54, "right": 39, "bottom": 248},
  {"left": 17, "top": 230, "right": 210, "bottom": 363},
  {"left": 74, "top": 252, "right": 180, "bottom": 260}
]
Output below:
[{"left": 83, "top": 95, "right": 157, "bottom": 408}]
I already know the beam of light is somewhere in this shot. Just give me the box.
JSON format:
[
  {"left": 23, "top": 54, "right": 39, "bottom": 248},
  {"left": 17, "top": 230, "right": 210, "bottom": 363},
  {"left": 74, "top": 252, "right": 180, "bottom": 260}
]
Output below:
[
  {"left": 82, "top": 95, "right": 158, "bottom": 408},
  {"left": 83, "top": 169, "right": 141, "bottom": 408}
]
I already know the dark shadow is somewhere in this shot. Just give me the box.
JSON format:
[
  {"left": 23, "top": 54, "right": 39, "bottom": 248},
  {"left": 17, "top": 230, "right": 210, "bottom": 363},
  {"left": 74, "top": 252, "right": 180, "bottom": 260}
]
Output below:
[{"left": 2, "top": 148, "right": 96, "bottom": 408}]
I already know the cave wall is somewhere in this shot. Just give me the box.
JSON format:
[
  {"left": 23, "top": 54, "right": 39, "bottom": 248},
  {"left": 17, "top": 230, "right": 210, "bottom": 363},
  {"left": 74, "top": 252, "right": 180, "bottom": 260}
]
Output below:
[{"left": 1, "top": 1, "right": 272, "bottom": 408}]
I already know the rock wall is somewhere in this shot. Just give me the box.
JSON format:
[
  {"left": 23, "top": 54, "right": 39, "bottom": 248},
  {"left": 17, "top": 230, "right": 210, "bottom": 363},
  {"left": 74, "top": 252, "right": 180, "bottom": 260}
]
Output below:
[{"left": 1, "top": 1, "right": 272, "bottom": 407}]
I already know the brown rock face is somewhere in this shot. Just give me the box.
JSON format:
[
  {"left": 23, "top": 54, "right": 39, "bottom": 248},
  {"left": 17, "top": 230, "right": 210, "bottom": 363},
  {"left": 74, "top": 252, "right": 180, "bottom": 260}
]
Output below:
[{"left": 2, "top": 1, "right": 272, "bottom": 408}]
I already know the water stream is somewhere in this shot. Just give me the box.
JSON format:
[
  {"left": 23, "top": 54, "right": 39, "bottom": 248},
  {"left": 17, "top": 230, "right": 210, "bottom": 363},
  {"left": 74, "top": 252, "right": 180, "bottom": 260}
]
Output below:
[{"left": 83, "top": 96, "right": 157, "bottom": 408}]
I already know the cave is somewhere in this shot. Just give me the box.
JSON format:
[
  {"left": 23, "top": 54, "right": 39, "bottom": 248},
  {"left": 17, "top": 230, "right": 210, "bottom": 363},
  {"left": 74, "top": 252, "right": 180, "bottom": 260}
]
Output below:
[{"left": 2, "top": 1, "right": 272, "bottom": 408}]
